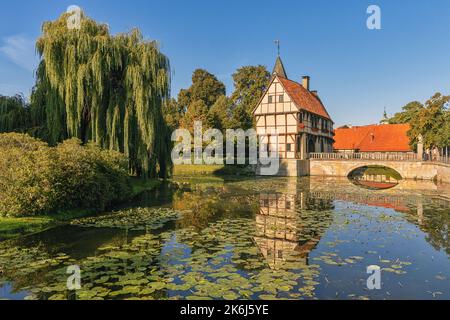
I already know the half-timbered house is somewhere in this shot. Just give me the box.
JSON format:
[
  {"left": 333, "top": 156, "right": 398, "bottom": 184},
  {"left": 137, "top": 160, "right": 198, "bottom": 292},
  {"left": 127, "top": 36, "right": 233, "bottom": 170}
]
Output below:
[{"left": 253, "top": 57, "right": 334, "bottom": 162}]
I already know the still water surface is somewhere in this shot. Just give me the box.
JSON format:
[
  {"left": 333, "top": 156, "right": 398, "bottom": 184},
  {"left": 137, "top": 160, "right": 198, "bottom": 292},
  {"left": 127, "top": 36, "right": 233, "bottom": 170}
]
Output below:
[{"left": 0, "top": 176, "right": 449, "bottom": 300}]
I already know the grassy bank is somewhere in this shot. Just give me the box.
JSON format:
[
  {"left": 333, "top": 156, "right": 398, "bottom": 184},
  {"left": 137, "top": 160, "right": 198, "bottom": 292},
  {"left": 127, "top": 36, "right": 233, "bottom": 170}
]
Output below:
[
  {"left": 173, "top": 164, "right": 255, "bottom": 176},
  {"left": 0, "top": 177, "right": 161, "bottom": 241}
]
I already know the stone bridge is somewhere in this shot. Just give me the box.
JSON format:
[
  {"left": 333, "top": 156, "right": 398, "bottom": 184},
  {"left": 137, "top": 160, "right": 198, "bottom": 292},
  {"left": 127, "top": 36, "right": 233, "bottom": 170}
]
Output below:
[{"left": 308, "top": 153, "right": 450, "bottom": 183}]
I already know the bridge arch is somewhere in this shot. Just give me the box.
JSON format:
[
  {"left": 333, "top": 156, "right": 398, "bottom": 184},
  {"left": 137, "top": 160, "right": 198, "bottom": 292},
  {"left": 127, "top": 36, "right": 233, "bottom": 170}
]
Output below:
[{"left": 346, "top": 163, "right": 404, "bottom": 180}]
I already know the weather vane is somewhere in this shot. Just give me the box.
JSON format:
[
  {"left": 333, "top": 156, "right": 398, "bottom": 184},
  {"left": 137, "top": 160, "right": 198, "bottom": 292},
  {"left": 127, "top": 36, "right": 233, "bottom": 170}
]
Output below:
[{"left": 274, "top": 40, "right": 280, "bottom": 56}]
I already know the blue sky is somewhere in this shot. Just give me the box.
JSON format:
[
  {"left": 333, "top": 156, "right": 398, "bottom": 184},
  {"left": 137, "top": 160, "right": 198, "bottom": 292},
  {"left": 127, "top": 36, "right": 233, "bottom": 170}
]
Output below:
[{"left": 0, "top": 0, "right": 449, "bottom": 126}]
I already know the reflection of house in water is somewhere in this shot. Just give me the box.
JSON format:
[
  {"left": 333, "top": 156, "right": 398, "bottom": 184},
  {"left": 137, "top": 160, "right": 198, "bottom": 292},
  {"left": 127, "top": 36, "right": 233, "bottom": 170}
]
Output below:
[{"left": 253, "top": 192, "right": 333, "bottom": 269}]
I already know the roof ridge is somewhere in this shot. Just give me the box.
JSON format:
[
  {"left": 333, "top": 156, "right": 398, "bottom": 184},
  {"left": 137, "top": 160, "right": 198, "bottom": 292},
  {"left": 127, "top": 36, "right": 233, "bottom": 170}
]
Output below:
[{"left": 277, "top": 76, "right": 332, "bottom": 120}]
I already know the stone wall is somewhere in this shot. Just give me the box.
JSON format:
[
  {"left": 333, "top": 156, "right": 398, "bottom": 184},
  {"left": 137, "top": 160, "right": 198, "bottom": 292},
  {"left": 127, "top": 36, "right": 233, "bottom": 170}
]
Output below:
[
  {"left": 257, "top": 160, "right": 310, "bottom": 177},
  {"left": 435, "top": 162, "right": 450, "bottom": 184}
]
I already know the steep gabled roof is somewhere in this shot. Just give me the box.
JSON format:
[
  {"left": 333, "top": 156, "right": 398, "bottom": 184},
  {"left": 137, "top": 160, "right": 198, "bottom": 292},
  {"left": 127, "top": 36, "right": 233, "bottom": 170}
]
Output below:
[
  {"left": 277, "top": 76, "right": 332, "bottom": 120},
  {"left": 272, "top": 57, "right": 287, "bottom": 78},
  {"left": 334, "top": 124, "right": 412, "bottom": 152}
]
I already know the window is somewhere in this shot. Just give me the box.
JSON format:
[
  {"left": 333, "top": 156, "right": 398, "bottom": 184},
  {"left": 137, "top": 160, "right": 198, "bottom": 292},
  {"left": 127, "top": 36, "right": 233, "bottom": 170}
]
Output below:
[
  {"left": 286, "top": 143, "right": 292, "bottom": 152},
  {"left": 268, "top": 95, "right": 273, "bottom": 103},
  {"left": 278, "top": 250, "right": 283, "bottom": 259},
  {"left": 298, "top": 112, "right": 303, "bottom": 123},
  {"left": 279, "top": 95, "right": 284, "bottom": 103},
  {"left": 312, "top": 116, "right": 319, "bottom": 129},
  {"left": 286, "top": 201, "right": 291, "bottom": 209}
]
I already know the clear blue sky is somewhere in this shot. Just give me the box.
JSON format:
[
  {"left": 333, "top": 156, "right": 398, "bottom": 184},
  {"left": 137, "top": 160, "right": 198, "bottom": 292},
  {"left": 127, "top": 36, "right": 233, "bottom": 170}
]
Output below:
[{"left": 1, "top": 0, "right": 449, "bottom": 126}]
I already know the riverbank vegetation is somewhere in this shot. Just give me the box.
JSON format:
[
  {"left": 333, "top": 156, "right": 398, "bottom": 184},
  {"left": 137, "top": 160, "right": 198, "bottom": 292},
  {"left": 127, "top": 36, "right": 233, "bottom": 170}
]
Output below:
[
  {"left": 0, "top": 134, "right": 161, "bottom": 239},
  {"left": 0, "top": 133, "right": 132, "bottom": 217}
]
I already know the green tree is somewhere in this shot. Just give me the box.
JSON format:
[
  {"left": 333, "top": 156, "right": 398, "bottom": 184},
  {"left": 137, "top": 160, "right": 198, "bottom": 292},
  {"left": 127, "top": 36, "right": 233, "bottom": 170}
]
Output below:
[
  {"left": 409, "top": 93, "right": 450, "bottom": 148},
  {"left": 33, "top": 10, "right": 171, "bottom": 178},
  {"left": 388, "top": 101, "right": 423, "bottom": 124},
  {"left": 230, "top": 65, "right": 270, "bottom": 129},
  {"left": 0, "top": 95, "right": 31, "bottom": 133},
  {"left": 180, "top": 100, "right": 210, "bottom": 134},
  {"left": 163, "top": 98, "right": 184, "bottom": 132},
  {"left": 178, "top": 69, "right": 226, "bottom": 110},
  {"left": 208, "top": 95, "right": 232, "bottom": 130},
  {"left": 0, "top": 94, "right": 49, "bottom": 140}
]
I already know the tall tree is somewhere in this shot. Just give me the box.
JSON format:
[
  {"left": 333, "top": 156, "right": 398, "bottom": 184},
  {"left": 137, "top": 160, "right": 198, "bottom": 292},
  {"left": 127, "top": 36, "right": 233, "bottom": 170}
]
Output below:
[
  {"left": 0, "top": 94, "right": 49, "bottom": 140},
  {"left": 0, "top": 95, "right": 30, "bottom": 133},
  {"left": 33, "top": 10, "right": 172, "bottom": 178},
  {"left": 163, "top": 98, "right": 184, "bottom": 132},
  {"left": 178, "top": 69, "right": 226, "bottom": 111},
  {"left": 387, "top": 101, "right": 423, "bottom": 124},
  {"left": 408, "top": 93, "right": 450, "bottom": 148},
  {"left": 208, "top": 95, "right": 232, "bottom": 131},
  {"left": 230, "top": 65, "right": 270, "bottom": 129},
  {"left": 180, "top": 100, "right": 209, "bottom": 134}
]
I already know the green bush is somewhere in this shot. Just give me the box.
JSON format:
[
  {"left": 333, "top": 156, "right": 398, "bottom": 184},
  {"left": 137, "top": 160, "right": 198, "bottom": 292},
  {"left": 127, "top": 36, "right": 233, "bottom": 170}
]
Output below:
[{"left": 0, "top": 133, "right": 132, "bottom": 217}]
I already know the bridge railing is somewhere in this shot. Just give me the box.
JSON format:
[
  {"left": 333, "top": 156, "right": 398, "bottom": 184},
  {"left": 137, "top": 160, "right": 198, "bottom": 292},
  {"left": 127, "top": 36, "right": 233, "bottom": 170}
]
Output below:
[
  {"left": 309, "top": 152, "right": 420, "bottom": 161},
  {"left": 434, "top": 156, "right": 450, "bottom": 165}
]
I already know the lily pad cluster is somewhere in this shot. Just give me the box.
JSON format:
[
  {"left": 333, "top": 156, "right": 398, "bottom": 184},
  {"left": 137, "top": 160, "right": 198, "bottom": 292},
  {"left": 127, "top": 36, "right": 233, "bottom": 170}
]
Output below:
[{"left": 71, "top": 207, "right": 181, "bottom": 231}]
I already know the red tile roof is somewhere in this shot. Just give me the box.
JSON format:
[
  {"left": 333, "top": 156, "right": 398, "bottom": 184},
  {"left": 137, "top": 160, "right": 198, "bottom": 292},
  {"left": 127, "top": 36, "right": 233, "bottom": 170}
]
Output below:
[
  {"left": 334, "top": 124, "right": 412, "bottom": 152},
  {"left": 278, "top": 76, "right": 332, "bottom": 120}
]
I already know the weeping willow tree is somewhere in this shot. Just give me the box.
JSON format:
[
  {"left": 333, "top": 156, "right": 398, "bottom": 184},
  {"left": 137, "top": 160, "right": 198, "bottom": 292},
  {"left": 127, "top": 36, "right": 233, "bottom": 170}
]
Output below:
[
  {"left": 33, "top": 10, "right": 172, "bottom": 178},
  {"left": 0, "top": 95, "right": 48, "bottom": 139},
  {"left": 0, "top": 95, "right": 30, "bottom": 133}
]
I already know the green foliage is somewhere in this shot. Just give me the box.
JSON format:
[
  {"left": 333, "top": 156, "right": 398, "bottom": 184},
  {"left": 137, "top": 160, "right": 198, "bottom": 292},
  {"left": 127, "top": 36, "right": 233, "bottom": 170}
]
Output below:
[
  {"left": 162, "top": 98, "right": 184, "bottom": 131},
  {"left": 178, "top": 69, "right": 226, "bottom": 111},
  {"left": 180, "top": 100, "right": 210, "bottom": 133},
  {"left": 0, "top": 133, "right": 132, "bottom": 217},
  {"left": 0, "top": 94, "right": 51, "bottom": 143},
  {"left": 208, "top": 95, "right": 232, "bottom": 130},
  {"left": 176, "top": 65, "right": 270, "bottom": 132},
  {"left": 0, "top": 95, "right": 31, "bottom": 133},
  {"left": 230, "top": 66, "right": 270, "bottom": 129},
  {"left": 388, "top": 101, "right": 423, "bottom": 125},
  {"left": 408, "top": 93, "right": 450, "bottom": 148},
  {"left": 386, "top": 94, "right": 450, "bottom": 148},
  {"left": 33, "top": 10, "right": 171, "bottom": 178}
]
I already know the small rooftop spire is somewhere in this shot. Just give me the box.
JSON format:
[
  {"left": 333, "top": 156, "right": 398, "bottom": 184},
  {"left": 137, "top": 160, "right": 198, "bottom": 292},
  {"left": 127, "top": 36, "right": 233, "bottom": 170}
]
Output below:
[
  {"left": 272, "top": 56, "right": 287, "bottom": 78},
  {"left": 272, "top": 40, "right": 287, "bottom": 78}
]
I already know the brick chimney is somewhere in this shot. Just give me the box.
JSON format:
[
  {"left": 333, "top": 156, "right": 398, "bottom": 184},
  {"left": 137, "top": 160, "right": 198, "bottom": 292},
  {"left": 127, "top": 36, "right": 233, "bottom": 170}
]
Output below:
[
  {"left": 311, "top": 90, "right": 318, "bottom": 97},
  {"left": 302, "top": 76, "right": 310, "bottom": 91}
]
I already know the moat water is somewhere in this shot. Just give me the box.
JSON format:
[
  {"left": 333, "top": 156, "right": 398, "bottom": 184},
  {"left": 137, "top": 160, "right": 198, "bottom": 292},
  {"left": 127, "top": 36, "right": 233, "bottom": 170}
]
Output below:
[{"left": 0, "top": 176, "right": 449, "bottom": 300}]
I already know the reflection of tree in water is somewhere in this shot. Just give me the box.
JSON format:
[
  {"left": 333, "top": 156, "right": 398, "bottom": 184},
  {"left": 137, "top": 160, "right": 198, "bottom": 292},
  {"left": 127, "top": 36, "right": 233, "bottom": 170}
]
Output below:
[
  {"left": 254, "top": 192, "right": 333, "bottom": 270},
  {"left": 173, "top": 188, "right": 259, "bottom": 231},
  {"left": 416, "top": 200, "right": 450, "bottom": 255}
]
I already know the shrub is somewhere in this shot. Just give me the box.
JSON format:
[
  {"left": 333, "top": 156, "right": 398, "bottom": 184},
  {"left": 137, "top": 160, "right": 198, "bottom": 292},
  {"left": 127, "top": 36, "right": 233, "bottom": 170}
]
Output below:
[
  {"left": 0, "top": 133, "right": 55, "bottom": 215},
  {"left": 0, "top": 133, "right": 132, "bottom": 217}
]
